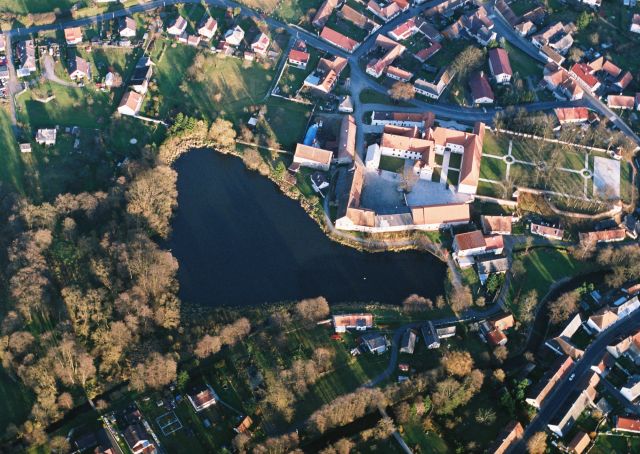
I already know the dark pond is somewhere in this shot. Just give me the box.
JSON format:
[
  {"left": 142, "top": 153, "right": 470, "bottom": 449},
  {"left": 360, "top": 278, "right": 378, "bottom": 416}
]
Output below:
[{"left": 167, "top": 149, "right": 447, "bottom": 306}]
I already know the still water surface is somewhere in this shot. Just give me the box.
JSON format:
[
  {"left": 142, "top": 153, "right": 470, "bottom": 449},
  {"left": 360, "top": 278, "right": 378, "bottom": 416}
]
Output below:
[{"left": 168, "top": 149, "right": 447, "bottom": 306}]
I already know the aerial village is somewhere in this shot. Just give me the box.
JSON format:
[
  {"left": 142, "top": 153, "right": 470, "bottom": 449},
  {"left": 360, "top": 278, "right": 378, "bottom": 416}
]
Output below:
[{"left": 1, "top": 0, "right": 640, "bottom": 452}]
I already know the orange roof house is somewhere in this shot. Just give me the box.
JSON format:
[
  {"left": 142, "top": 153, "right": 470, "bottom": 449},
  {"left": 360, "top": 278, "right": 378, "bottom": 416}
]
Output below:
[
  {"left": 607, "top": 95, "right": 636, "bottom": 110},
  {"left": 410, "top": 203, "right": 470, "bottom": 228},
  {"left": 490, "top": 421, "right": 524, "bottom": 454},
  {"left": 64, "top": 27, "right": 83, "bottom": 45},
  {"left": 616, "top": 416, "right": 640, "bottom": 433},
  {"left": 525, "top": 356, "right": 574, "bottom": 409},
  {"left": 312, "top": 0, "right": 339, "bottom": 28},
  {"left": 337, "top": 115, "right": 356, "bottom": 164},
  {"left": 332, "top": 313, "right": 374, "bottom": 332},
  {"left": 579, "top": 229, "right": 626, "bottom": 244},
  {"left": 320, "top": 27, "right": 359, "bottom": 52},
  {"left": 293, "top": 144, "right": 333, "bottom": 171},
  {"left": 568, "top": 432, "right": 590, "bottom": 454},
  {"left": 481, "top": 215, "right": 512, "bottom": 235},
  {"left": 554, "top": 107, "right": 589, "bottom": 124},
  {"left": 491, "top": 313, "right": 515, "bottom": 331}
]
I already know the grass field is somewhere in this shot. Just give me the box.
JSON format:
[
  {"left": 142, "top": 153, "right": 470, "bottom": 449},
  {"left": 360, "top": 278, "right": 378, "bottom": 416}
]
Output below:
[
  {"left": 379, "top": 155, "right": 405, "bottom": 174},
  {"left": 401, "top": 418, "right": 450, "bottom": 454},
  {"left": 261, "top": 97, "right": 313, "bottom": 149},
  {"left": 482, "top": 131, "right": 510, "bottom": 156},
  {"left": 507, "top": 248, "right": 596, "bottom": 311},
  {"left": 0, "top": 107, "right": 26, "bottom": 194},
  {"left": 153, "top": 44, "right": 275, "bottom": 122},
  {"left": 503, "top": 42, "right": 543, "bottom": 79},
  {"left": 0, "top": 369, "right": 34, "bottom": 439},
  {"left": 479, "top": 156, "right": 507, "bottom": 181},
  {"left": 591, "top": 434, "right": 640, "bottom": 453},
  {"left": 274, "top": 0, "right": 325, "bottom": 24},
  {"left": 0, "top": 0, "right": 75, "bottom": 14},
  {"left": 16, "top": 82, "right": 113, "bottom": 129}
]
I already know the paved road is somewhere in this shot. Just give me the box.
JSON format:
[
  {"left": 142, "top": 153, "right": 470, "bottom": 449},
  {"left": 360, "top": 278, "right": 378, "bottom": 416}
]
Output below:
[{"left": 511, "top": 309, "right": 640, "bottom": 453}]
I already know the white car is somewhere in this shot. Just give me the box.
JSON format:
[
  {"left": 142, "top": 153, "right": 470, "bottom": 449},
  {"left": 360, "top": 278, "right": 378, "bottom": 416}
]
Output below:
[{"left": 569, "top": 373, "right": 576, "bottom": 382}]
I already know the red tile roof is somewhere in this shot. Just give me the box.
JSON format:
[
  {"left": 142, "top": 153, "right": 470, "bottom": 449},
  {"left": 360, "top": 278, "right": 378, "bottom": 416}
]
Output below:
[
  {"left": 469, "top": 71, "right": 494, "bottom": 102},
  {"left": 487, "top": 329, "right": 507, "bottom": 346},
  {"left": 320, "top": 27, "right": 359, "bottom": 52},
  {"left": 554, "top": 107, "right": 589, "bottom": 123},
  {"left": 454, "top": 230, "right": 485, "bottom": 251},
  {"left": 411, "top": 203, "right": 470, "bottom": 226},
  {"left": 571, "top": 63, "right": 599, "bottom": 89},
  {"left": 414, "top": 42, "right": 441, "bottom": 62},
  {"left": 288, "top": 49, "right": 310, "bottom": 64},
  {"left": 488, "top": 48, "right": 512, "bottom": 77},
  {"left": 607, "top": 95, "right": 635, "bottom": 109},
  {"left": 616, "top": 416, "right": 640, "bottom": 433}
]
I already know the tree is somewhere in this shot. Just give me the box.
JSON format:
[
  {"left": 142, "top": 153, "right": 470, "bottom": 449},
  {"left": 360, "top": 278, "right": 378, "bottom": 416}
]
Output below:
[
  {"left": 568, "top": 47, "right": 584, "bottom": 64},
  {"left": 527, "top": 431, "right": 547, "bottom": 454},
  {"left": 451, "top": 46, "right": 484, "bottom": 79},
  {"left": 294, "top": 297, "right": 330, "bottom": 325},
  {"left": 232, "top": 433, "right": 250, "bottom": 453},
  {"left": 194, "top": 334, "right": 222, "bottom": 358},
  {"left": 394, "top": 401, "right": 411, "bottom": 424},
  {"left": 450, "top": 285, "right": 473, "bottom": 313},
  {"left": 49, "top": 435, "right": 70, "bottom": 453},
  {"left": 388, "top": 82, "right": 415, "bottom": 102},
  {"left": 177, "top": 370, "right": 189, "bottom": 391},
  {"left": 126, "top": 166, "right": 178, "bottom": 238},
  {"left": 548, "top": 290, "right": 580, "bottom": 324},
  {"left": 373, "top": 417, "right": 395, "bottom": 440},
  {"left": 208, "top": 118, "right": 237, "bottom": 154},
  {"left": 519, "top": 290, "right": 538, "bottom": 324},
  {"left": 442, "top": 351, "right": 473, "bottom": 377},
  {"left": 130, "top": 353, "right": 177, "bottom": 391},
  {"left": 576, "top": 11, "right": 592, "bottom": 30},
  {"left": 493, "top": 369, "right": 506, "bottom": 383},
  {"left": 402, "top": 294, "right": 433, "bottom": 312},
  {"left": 475, "top": 407, "right": 496, "bottom": 425},
  {"left": 493, "top": 345, "right": 508, "bottom": 363}
]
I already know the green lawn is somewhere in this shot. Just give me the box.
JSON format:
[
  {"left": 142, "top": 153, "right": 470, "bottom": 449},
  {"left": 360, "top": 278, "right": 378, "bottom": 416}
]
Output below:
[
  {"left": 591, "top": 434, "right": 640, "bottom": 454},
  {"left": 446, "top": 169, "right": 459, "bottom": 187},
  {"left": 479, "top": 156, "right": 507, "bottom": 182},
  {"left": 483, "top": 131, "right": 510, "bottom": 156},
  {"left": 379, "top": 155, "right": 405, "bottom": 174},
  {"left": 476, "top": 180, "right": 503, "bottom": 198},
  {"left": 448, "top": 152, "right": 462, "bottom": 169},
  {"left": 507, "top": 248, "right": 596, "bottom": 311},
  {"left": 0, "top": 107, "right": 26, "bottom": 194},
  {"left": 0, "top": 369, "right": 34, "bottom": 440},
  {"left": 503, "top": 42, "right": 542, "bottom": 79},
  {"left": 401, "top": 418, "right": 450, "bottom": 454},
  {"left": 277, "top": 49, "right": 321, "bottom": 97},
  {"left": 0, "top": 0, "right": 74, "bottom": 14},
  {"left": 16, "top": 82, "right": 114, "bottom": 130},
  {"left": 560, "top": 151, "right": 587, "bottom": 171},
  {"left": 152, "top": 43, "right": 275, "bottom": 122},
  {"left": 262, "top": 98, "right": 313, "bottom": 150},
  {"left": 274, "top": 0, "right": 325, "bottom": 24}
]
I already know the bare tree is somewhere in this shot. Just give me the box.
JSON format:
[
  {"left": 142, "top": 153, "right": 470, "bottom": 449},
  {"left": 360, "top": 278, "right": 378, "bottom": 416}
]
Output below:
[{"left": 388, "top": 82, "right": 415, "bottom": 102}]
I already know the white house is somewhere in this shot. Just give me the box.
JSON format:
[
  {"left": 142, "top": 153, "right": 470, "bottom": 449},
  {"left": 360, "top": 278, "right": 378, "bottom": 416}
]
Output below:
[
  {"left": 187, "top": 385, "right": 218, "bottom": 412},
  {"left": 36, "top": 129, "right": 57, "bottom": 146},
  {"left": 224, "top": 26, "right": 245, "bottom": 47},
  {"left": 64, "top": 27, "right": 83, "bottom": 45},
  {"left": 251, "top": 33, "right": 270, "bottom": 55},
  {"left": 332, "top": 313, "right": 374, "bottom": 333},
  {"left": 119, "top": 17, "right": 137, "bottom": 38},
  {"left": 621, "top": 376, "right": 640, "bottom": 402},
  {"left": 488, "top": 48, "right": 512, "bottom": 84},
  {"left": 167, "top": 16, "right": 188, "bottom": 36},
  {"left": 117, "top": 90, "right": 144, "bottom": 116},
  {"left": 293, "top": 144, "right": 333, "bottom": 171},
  {"left": 198, "top": 15, "right": 218, "bottom": 40},
  {"left": 631, "top": 14, "right": 640, "bottom": 34},
  {"left": 452, "top": 230, "right": 504, "bottom": 267}
]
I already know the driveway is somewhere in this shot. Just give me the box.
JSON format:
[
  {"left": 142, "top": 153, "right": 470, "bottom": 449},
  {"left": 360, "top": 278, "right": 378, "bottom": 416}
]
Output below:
[{"left": 42, "top": 54, "right": 76, "bottom": 87}]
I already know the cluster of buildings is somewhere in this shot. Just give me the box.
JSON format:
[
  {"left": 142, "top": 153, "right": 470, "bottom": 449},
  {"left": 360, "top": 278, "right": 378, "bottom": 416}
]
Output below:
[
  {"left": 117, "top": 55, "right": 154, "bottom": 117},
  {"left": 166, "top": 12, "right": 271, "bottom": 61}
]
